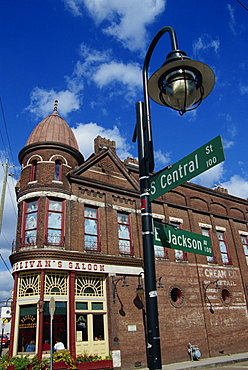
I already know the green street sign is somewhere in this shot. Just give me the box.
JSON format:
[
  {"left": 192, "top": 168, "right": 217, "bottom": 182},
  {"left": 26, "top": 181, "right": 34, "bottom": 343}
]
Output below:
[
  {"left": 154, "top": 221, "right": 212, "bottom": 257},
  {"left": 149, "top": 135, "right": 225, "bottom": 201}
]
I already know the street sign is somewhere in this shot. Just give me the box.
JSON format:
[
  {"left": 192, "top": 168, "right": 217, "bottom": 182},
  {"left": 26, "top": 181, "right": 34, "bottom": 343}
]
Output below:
[
  {"left": 49, "top": 297, "right": 55, "bottom": 318},
  {"left": 149, "top": 136, "right": 225, "bottom": 201},
  {"left": 154, "top": 221, "right": 212, "bottom": 257}
]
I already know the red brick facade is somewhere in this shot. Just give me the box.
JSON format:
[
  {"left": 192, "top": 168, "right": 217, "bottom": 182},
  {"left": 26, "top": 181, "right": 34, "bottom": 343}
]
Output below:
[{"left": 9, "top": 115, "right": 248, "bottom": 369}]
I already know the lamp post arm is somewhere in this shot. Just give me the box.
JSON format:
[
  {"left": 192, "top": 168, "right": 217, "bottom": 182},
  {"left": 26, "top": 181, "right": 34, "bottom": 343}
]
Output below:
[{"left": 143, "top": 26, "right": 178, "bottom": 173}]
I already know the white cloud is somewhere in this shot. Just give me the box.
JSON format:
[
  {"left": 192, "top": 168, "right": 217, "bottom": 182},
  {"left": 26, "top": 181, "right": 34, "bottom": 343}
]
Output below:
[
  {"left": 239, "top": 84, "right": 248, "bottom": 95},
  {"left": 73, "top": 45, "right": 143, "bottom": 102},
  {"left": 227, "top": 4, "right": 246, "bottom": 36},
  {"left": 0, "top": 270, "right": 13, "bottom": 301},
  {"left": 222, "top": 174, "right": 248, "bottom": 199},
  {"left": 192, "top": 34, "right": 220, "bottom": 57},
  {"left": 25, "top": 87, "right": 81, "bottom": 119},
  {"left": 192, "top": 162, "right": 225, "bottom": 188},
  {"left": 154, "top": 149, "right": 171, "bottom": 169},
  {"left": 72, "top": 122, "right": 133, "bottom": 160},
  {"left": 223, "top": 139, "right": 234, "bottom": 149},
  {"left": 64, "top": 0, "right": 166, "bottom": 52}
]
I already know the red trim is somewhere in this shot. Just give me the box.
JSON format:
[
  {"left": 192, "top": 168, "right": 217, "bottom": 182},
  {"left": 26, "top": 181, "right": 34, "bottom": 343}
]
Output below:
[
  {"left": 30, "top": 160, "right": 37, "bottom": 182},
  {"left": 8, "top": 272, "right": 18, "bottom": 358},
  {"left": 37, "top": 270, "right": 45, "bottom": 361},
  {"left": 69, "top": 272, "right": 76, "bottom": 360}
]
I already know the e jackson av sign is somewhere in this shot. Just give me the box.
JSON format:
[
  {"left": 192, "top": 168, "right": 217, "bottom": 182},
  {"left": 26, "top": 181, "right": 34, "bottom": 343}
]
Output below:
[
  {"left": 12, "top": 259, "right": 143, "bottom": 276},
  {"left": 154, "top": 221, "right": 212, "bottom": 257}
]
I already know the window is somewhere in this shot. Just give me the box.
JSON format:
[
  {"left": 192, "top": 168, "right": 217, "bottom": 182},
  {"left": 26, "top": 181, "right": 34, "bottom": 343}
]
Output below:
[
  {"left": 18, "top": 304, "right": 37, "bottom": 352},
  {"left": 241, "top": 234, "right": 248, "bottom": 264},
  {"left": 117, "top": 212, "right": 133, "bottom": 255},
  {"left": 84, "top": 206, "right": 100, "bottom": 251},
  {"left": 30, "top": 160, "right": 37, "bottom": 182},
  {"left": 45, "top": 199, "right": 65, "bottom": 246},
  {"left": 54, "top": 160, "right": 62, "bottom": 181},
  {"left": 22, "top": 199, "right": 39, "bottom": 246},
  {"left": 153, "top": 223, "right": 168, "bottom": 258},
  {"left": 202, "top": 228, "right": 216, "bottom": 263},
  {"left": 217, "top": 230, "right": 232, "bottom": 265}
]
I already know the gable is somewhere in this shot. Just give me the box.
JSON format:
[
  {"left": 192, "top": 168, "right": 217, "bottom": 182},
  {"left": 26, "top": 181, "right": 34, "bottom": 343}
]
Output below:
[{"left": 68, "top": 149, "right": 140, "bottom": 192}]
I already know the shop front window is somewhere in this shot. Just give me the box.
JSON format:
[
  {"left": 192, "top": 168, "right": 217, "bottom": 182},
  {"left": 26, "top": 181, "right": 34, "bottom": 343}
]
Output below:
[
  {"left": 18, "top": 304, "right": 37, "bottom": 352},
  {"left": 43, "top": 301, "right": 67, "bottom": 349}
]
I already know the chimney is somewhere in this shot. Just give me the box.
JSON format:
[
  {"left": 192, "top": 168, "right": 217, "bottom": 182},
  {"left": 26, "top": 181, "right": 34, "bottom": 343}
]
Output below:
[{"left": 94, "top": 136, "right": 116, "bottom": 154}]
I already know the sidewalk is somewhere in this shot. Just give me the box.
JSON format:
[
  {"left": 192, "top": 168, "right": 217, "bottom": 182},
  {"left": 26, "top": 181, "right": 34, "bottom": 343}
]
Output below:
[{"left": 139, "top": 352, "right": 248, "bottom": 369}]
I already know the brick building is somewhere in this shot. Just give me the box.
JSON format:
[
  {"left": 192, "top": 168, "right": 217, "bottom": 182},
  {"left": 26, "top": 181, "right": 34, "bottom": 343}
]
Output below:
[{"left": 8, "top": 106, "right": 248, "bottom": 369}]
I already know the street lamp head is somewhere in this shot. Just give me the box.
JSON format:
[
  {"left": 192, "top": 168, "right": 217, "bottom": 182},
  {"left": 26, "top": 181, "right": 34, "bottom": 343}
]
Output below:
[{"left": 148, "top": 49, "right": 215, "bottom": 115}]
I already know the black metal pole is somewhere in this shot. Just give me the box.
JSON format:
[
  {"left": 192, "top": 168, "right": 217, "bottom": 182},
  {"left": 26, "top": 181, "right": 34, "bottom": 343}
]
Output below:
[
  {"left": 136, "top": 101, "right": 162, "bottom": 370},
  {"left": 0, "top": 326, "right": 4, "bottom": 357}
]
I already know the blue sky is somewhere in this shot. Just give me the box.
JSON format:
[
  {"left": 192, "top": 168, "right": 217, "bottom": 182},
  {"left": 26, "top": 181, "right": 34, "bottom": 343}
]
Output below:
[{"left": 0, "top": 0, "right": 248, "bottom": 301}]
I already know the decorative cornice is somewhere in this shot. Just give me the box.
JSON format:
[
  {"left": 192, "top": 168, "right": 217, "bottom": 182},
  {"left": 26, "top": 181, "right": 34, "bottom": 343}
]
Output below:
[
  {"left": 18, "top": 142, "right": 84, "bottom": 165},
  {"left": 9, "top": 248, "right": 144, "bottom": 268}
]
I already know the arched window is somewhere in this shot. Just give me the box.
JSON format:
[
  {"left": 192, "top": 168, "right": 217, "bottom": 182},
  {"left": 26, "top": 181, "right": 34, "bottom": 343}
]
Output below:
[
  {"left": 30, "top": 160, "right": 37, "bottom": 182},
  {"left": 54, "top": 160, "right": 62, "bottom": 181}
]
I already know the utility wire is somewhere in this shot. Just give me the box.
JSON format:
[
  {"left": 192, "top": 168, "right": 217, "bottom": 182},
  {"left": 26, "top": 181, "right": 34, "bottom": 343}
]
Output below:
[
  {"left": 0, "top": 254, "right": 12, "bottom": 275},
  {"left": 236, "top": 0, "right": 248, "bottom": 11}
]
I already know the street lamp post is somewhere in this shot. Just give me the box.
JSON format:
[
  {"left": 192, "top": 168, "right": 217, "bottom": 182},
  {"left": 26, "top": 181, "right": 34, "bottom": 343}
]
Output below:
[{"left": 134, "top": 26, "right": 215, "bottom": 370}]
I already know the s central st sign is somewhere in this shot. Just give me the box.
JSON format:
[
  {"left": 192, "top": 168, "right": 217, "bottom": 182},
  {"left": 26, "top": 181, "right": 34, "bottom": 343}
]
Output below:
[
  {"left": 154, "top": 221, "right": 212, "bottom": 257},
  {"left": 149, "top": 136, "right": 225, "bottom": 201}
]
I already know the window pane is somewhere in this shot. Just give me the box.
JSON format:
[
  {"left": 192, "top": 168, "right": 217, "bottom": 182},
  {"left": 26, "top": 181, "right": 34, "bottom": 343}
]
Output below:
[
  {"left": 25, "top": 214, "right": 37, "bottom": 230},
  {"left": 155, "top": 245, "right": 165, "bottom": 258},
  {"left": 219, "top": 241, "right": 227, "bottom": 253},
  {"left": 93, "top": 315, "right": 104, "bottom": 341},
  {"left": 76, "top": 302, "right": 88, "bottom": 310},
  {"left": 49, "top": 200, "right": 62, "bottom": 212},
  {"left": 85, "top": 219, "right": 97, "bottom": 235},
  {"left": 92, "top": 302, "right": 103, "bottom": 310},
  {"left": 217, "top": 231, "right": 223, "bottom": 240},
  {"left": 119, "top": 240, "right": 131, "bottom": 254},
  {"left": 48, "top": 212, "right": 62, "bottom": 229},
  {"left": 118, "top": 224, "right": 130, "bottom": 239},
  {"left": 85, "top": 207, "right": 97, "bottom": 218},
  {"left": 175, "top": 250, "right": 184, "bottom": 260},
  {"left": 76, "top": 314, "right": 88, "bottom": 341},
  {"left": 84, "top": 235, "right": 98, "bottom": 250},
  {"left": 118, "top": 214, "right": 128, "bottom": 224},
  {"left": 27, "top": 201, "right": 38, "bottom": 212},
  {"left": 221, "top": 253, "right": 229, "bottom": 264},
  {"left": 25, "top": 230, "right": 37, "bottom": 245},
  {"left": 48, "top": 230, "right": 61, "bottom": 244}
]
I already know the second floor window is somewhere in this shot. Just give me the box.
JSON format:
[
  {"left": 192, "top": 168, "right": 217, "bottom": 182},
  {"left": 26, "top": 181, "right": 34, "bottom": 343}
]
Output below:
[
  {"left": 23, "top": 199, "right": 39, "bottom": 246},
  {"left": 241, "top": 234, "right": 248, "bottom": 265},
  {"left": 45, "top": 199, "right": 65, "bottom": 246},
  {"left": 54, "top": 160, "right": 62, "bottom": 181},
  {"left": 217, "top": 230, "right": 232, "bottom": 265},
  {"left": 118, "top": 212, "right": 132, "bottom": 255},
  {"left": 30, "top": 160, "right": 37, "bottom": 182},
  {"left": 84, "top": 206, "right": 99, "bottom": 251}
]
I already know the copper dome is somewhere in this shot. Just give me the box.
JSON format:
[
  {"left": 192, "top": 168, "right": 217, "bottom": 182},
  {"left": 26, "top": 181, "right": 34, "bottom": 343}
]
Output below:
[{"left": 26, "top": 110, "right": 79, "bottom": 150}]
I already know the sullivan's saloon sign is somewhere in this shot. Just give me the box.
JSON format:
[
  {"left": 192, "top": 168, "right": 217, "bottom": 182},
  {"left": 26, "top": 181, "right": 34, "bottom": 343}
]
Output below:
[{"left": 154, "top": 221, "right": 212, "bottom": 257}]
